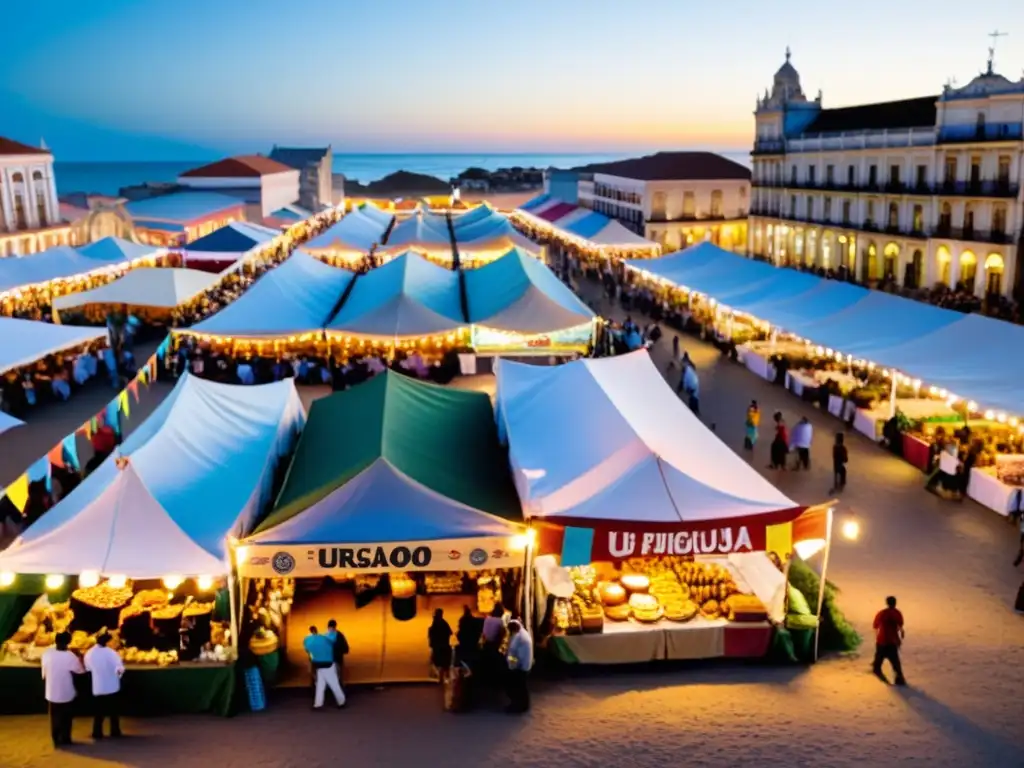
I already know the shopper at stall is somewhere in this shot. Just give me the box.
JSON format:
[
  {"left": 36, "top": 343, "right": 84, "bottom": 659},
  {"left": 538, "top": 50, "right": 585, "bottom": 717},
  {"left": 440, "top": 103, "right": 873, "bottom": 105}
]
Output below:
[
  {"left": 456, "top": 606, "right": 483, "bottom": 664},
  {"left": 481, "top": 604, "right": 506, "bottom": 684},
  {"left": 790, "top": 417, "right": 813, "bottom": 470},
  {"left": 325, "top": 619, "right": 349, "bottom": 685},
  {"left": 872, "top": 596, "right": 906, "bottom": 686},
  {"left": 830, "top": 433, "right": 849, "bottom": 494},
  {"left": 769, "top": 412, "right": 789, "bottom": 470},
  {"left": 744, "top": 400, "right": 760, "bottom": 450},
  {"left": 428, "top": 609, "right": 454, "bottom": 681},
  {"left": 41, "top": 631, "right": 84, "bottom": 747},
  {"left": 304, "top": 626, "right": 345, "bottom": 709},
  {"left": 84, "top": 631, "right": 124, "bottom": 739},
  {"left": 678, "top": 361, "right": 700, "bottom": 415},
  {"left": 505, "top": 620, "right": 533, "bottom": 714}
]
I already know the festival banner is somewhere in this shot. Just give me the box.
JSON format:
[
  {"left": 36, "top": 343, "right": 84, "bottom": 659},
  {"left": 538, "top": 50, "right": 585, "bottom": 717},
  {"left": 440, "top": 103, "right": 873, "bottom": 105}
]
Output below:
[{"left": 240, "top": 537, "right": 524, "bottom": 579}]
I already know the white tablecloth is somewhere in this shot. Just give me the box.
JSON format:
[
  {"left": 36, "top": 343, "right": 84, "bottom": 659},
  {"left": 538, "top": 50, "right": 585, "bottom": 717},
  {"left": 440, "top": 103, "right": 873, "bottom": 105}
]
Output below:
[
  {"left": 827, "top": 395, "right": 857, "bottom": 421},
  {"left": 742, "top": 350, "right": 775, "bottom": 381},
  {"left": 967, "top": 469, "right": 1023, "bottom": 516},
  {"left": 787, "top": 370, "right": 862, "bottom": 398}
]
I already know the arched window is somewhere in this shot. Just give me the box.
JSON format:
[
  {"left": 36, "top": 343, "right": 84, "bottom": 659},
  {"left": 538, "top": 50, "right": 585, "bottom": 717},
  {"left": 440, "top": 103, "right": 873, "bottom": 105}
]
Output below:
[
  {"left": 984, "top": 253, "right": 1004, "bottom": 296},
  {"left": 907, "top": 249, "right": 923, "bottom": 289},
  {"left": 959, "top": 251, "right": 977, "bottom": 289},
  {"left": 912, "top": 205, "right": 923, "bottom": 233},
  {"left": 939, "top": 202, "right": 952, "bottom": 230},
  {"left": 31, "top": 170, "right": 43, "bottom": 181},
  {"left": 936, "top": 246, "right": 952, "bottom": 287},
  {"left": 883, "top": 243, "right": 900, "bottom": 279},
  {"left": 866, "top": 241, "right": 879, "bottom": 280},
  {"left": 887, "top": 203, "right": 899, "bottom": 229}
]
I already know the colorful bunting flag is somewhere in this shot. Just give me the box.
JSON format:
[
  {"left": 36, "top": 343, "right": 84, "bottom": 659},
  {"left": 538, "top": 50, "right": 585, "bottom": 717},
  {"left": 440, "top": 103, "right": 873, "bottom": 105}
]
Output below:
[
  {"left": 118, "top": 390, "right": 130, "bottom": 419},
  {"left": 47, "top": 443, "right": 65, "bottom": 471},
  {"left": 128, "top": 379, "right": 140, "bottom": 403},
  {"left": 62, "top": 434, "right": 80, "bottom": 472},
  {"left": 82, "top": 420, "right": 93, "bottom": 441},
  {"left": 105, "top": 400, "right": 121, "bottom": 435},
  {"left": 27, "top": 456, "right": 50, "bottom": 483},
  {"left": 4, "top": 474, "right": 29, "bottom": 514}
]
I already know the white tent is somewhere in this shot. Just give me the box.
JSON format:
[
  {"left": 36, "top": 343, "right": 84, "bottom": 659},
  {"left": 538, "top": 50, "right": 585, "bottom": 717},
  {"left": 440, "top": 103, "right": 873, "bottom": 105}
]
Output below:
[
  {"left": 0, "top": 375, "right": 305, "bottom": 578},
  {"left": 0, "top": 317, "right": 107, "bottom": 376},
  {"left": 381, "top": 212, "right": 453, "bottom": 258},
  {"left": 589, "top": 219, "right": 659, "bottom": 248},
  {"left": 78, "top": 237, "right": 161, "bottom": 264},
  {"left": 304, "top": 209, "right": 390, "bottom": 261},
  {"left": 52, "top": 267, "right": 219, "bottom": 313},
  {"left": 495, "top": 350, "right": 796, "bottom": 523}
]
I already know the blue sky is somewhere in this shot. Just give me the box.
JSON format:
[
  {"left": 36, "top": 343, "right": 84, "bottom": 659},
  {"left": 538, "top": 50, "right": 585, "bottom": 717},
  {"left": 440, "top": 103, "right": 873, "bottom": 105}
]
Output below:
[{"left": 2, "top": 0, "right": 1023, "bottom": 160}]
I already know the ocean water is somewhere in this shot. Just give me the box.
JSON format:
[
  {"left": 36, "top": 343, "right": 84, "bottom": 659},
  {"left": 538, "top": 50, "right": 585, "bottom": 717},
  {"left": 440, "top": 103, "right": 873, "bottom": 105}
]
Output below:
[{"left": 56, "top": 151, "right": 751, "bottom": 197}]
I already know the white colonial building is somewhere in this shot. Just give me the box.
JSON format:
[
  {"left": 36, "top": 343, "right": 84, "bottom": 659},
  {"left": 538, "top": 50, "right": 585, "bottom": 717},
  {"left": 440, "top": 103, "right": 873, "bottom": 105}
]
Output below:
[
  {"left": 748, "top": 48, "right": 1024, "bottom": 298},
  {"left": 0, "top": 137, "right": 64, "bottom": 255}
]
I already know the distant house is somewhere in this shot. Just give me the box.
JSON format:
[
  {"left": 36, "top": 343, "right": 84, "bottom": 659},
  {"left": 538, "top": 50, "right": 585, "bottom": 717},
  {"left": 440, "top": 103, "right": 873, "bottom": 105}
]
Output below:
[
  {"left": 268, "top": 146, "right": 334, "bottom": 211},
  {"left": 125, "top": 192, "right": 246, "bottom": 247},
  {"left": 177, "top": 155, "right": 301, "bottom": 218}
]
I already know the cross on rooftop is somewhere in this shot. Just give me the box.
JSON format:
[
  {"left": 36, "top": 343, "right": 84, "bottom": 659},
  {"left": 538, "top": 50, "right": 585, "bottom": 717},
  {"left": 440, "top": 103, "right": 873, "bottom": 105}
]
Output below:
[
  {"left": 987, "top": 30, "right": 1007, "bottom": 74},
  {"left": 785, "top": 46, "right": 791, "bottom": 62}
]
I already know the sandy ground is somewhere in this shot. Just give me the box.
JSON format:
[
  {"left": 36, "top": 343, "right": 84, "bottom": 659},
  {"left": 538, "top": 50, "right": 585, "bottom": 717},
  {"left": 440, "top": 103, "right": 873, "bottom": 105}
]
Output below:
[{"left": 2, "top": 280, "right": 1024, "bottom": 767}]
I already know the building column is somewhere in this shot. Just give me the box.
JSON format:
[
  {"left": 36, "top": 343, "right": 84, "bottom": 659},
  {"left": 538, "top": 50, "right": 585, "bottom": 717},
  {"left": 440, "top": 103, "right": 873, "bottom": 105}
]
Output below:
[
  {"left": 19, "top": 167, "right": 38, "bottom": 230},
  {"left": 44, "top": 164, "right": 59, "bottom": 228},
  {"left": 0, "top": 169, "right": 12, "bottom": 232}
]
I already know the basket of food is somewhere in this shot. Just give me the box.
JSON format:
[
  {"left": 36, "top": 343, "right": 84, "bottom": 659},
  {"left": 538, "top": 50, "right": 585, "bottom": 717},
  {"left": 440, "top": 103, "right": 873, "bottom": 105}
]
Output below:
[
  {"left": 70, "top": 584, "right": 133, "bottom": 635},
  {"left": 248, "top": 628, "right": 279, "bottom": 656}
]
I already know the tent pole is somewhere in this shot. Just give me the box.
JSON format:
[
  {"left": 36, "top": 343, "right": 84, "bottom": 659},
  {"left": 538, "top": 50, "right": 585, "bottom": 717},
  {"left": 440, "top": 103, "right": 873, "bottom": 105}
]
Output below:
[
  {"left": 522, "top": 535, "right": 535, "bottom": 631},
  {"left": 813, "top": 507, "right": 835, "bottom": 663},
  {"left": 888, "top": 374, "right": 897, "bottom": 420},
  {"left": 228, "top": 570, "right": 240, "bottom": 654}
]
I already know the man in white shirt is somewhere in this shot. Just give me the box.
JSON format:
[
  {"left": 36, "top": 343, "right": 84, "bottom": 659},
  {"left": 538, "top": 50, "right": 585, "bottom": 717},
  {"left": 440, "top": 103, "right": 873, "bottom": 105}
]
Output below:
[
  {"left": 84, "top": 632, "right": 124, "bottom": 739},
  {"left": 504, "top": 620, "right": 534, "bottom": 714},
  {"left": 41, "top": 631, "right": 84, "bottom": 747}
]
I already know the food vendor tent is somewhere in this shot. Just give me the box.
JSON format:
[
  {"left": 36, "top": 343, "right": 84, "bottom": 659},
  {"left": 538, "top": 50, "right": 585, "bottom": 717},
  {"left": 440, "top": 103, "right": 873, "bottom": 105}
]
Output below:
[
  {"left": 186, "top": 251, "right": 353, "bottom": 338},
  {"left": 303, "top": 208, "right": 391, "bottom": 260},
  {"left": 381, "top": 212, "right": 453, "bottom": 258},
  {"left": 0, "top": 245, "right": 129, "bottom": 296},
  {"left": 495, "top": 349, "right": 799, "bottom": 528},
  {"left": 181, "top": 222, "right": 281, "bottom": 267},
  {"left": 326, "top": 251, "right": 465, "bottom": 339},
  {"left": 52, "top": 267, "right": 219, "bottom": 313},
  {"left": 354, "top": 202, "right": 394, "bottom": 227},
  {"left": 0, "top": 375, "right": 305, "bottom": 578},
  {"left": 241, "top": 371, "right": 523, "bottom": 577},
  {"left": 0, "top": 317, "right": 107, "bottom": 375},
  {"left": 451, "top": 203, "right": 499, "bottom": 229},
  {"left": 77, "top": 236, "right": 160, "bottom": 264},
  {"left": 465, "top": 247, "right": 595, "bottom": 334}
]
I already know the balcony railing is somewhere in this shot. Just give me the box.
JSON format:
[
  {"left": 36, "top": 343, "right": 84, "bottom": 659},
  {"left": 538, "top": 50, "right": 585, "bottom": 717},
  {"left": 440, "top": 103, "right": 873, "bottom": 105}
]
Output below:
[
  {"left": 935, "top": 180, "right": 1020, "bottom": 198},
  {"left": 754, "top": 178, "right": 1020, "bottom": 199},
  {"left": 752, "top": 139, "right": 785, "bottom": 155},
  {"left": 937, "top": 122, "right": 1024, "bottom": 144}
]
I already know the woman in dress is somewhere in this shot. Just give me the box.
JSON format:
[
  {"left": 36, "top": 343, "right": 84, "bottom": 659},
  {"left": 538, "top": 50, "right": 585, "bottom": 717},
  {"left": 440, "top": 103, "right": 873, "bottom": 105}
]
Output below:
[
  {"left": 744, "top": 400, "right": 760, "bottom": 451},
  {"left": 769, "top": 411, "right": 789, "bottom": 470}
]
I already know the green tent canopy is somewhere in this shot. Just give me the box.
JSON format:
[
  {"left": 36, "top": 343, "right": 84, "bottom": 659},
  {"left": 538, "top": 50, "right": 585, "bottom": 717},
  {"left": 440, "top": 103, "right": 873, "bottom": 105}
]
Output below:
[{"left": 258, "top": 371, "right": 522, "bottom": 534}]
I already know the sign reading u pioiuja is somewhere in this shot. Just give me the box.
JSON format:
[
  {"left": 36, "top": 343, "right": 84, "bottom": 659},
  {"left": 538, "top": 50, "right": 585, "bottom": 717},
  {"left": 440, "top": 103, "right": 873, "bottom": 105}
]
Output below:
[{"left": 599, "top": 525, "right": 755, "bottom": 560}]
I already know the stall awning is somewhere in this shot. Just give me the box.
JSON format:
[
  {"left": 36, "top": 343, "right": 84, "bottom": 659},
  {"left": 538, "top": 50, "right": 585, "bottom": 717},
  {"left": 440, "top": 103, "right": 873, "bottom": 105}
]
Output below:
[
  {"left": 465, "top": 248, "right": 594, "bottom": 334},
  {"left": 495, "top": 350, "right": 798, "bottom": 525},
  {"left": 518, "top": 194, "right": 552, "bottom": 212},
  {"left": 188, "top": 251, "right": 353, "bottom": 338},
  {"left": 304, "top": 210, "right": 390, "bottom": 255},
  {"left": 326, "top": 251, "right": 465, "bottom": 338},
  {"left": 259, "top": 371, "right": 522, "bottom": 532},
  {"left": 0, "top": 318, "right": 107, "bottom": 375},
  {"left": 0, "top": 245, "right": 128, "bottom": 295},
  {"left": 0, "top": 375, "right": 305, "bottom": 577},
  {"left": 53, "top": 267, "right": 219, "bottom": 312}
]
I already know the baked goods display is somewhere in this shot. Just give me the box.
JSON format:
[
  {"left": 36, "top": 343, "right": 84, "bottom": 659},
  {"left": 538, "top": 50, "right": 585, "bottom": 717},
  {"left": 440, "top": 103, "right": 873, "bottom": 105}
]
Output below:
[
  {"left": 554, "top": 557, "right": 768, "bottom": 633},
  {"left": 2, "top": 590, "right": 233, "bottom": 667},
  {"left": 425, "top": 572, "right": 463, "bottom": 595},
  {"left": 390, "top": 573, "right": 417, "bottom": 599}
]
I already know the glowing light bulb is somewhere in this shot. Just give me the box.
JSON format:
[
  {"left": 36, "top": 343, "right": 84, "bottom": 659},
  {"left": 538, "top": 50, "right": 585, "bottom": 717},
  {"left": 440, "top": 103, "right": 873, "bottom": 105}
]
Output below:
[
  {"left": 106, "top": 574, "right": 127, "bottom": 589},
  {"left": 162, "top": 575, "right": 184, "bottom": 590},
  {"left": 967, "top": 401, "right": 979, "bottom": 413},
  {"left": 78, "top": 571, "right": 100, "bottom": 588},
  {"left": 45, "top": 574, "right": 65, "bottom": 590},
  {"left": 197, "top": 575, "right": 215, "bottom": 591},
  {"left": 841, "top": 518, "right": 860, "bottom": 541},
  {"left": 0, "top": 572, "right": 15, "bottom": 588}
]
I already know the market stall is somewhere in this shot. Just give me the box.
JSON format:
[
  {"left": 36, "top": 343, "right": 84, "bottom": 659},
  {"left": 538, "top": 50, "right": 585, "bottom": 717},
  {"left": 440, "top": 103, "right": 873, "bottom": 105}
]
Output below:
[
  {"left": 0, "top": 374, "right": 305, "bottom": 715},
  {"left": 514, "top": 196, "right": 660, "bottom": 262},
  {"left": 379, "top": 212, "right": 455, "bottom": 263},
  {"left": 325, "top": 251, "right": 468, "bottom": 357},
  {"left": 238, "top": 371, "right": 525, "bottom": 684},
  {"left": 303, "top": 207, "right": 392, "bottom": 266},
  {"left": 453, "top": 210, "right": 539, "bottom": 267},
  {"left": 53, "top": 267, "right": 221, "bottom": 323},
  {"left": 0, "top": 317, "right": 108, "bottom": 376},
  {"left": 180, "top": 222, "right": 284, "bottom": 272},
  {"left": 494, "top": 350, "right": 827, "bottom": 665},
  {"left": 464, "top": 247, "right": 596, "bottom": 357}
]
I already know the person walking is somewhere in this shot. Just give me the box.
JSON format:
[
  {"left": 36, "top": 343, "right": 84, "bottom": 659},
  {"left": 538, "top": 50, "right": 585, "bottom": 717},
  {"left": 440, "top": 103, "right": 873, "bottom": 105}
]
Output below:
[
  {"left": 428, "top": 608, "right": 454, "bottom": 681},
  {"left": 504, "top": 620, "right": 533, "bottom": 714},
  {"left": 84, "top": 631, "right": 124, "bottom": 739},
  {"left": 743, "top": 400, "right": 760, "bottom": 451},
  {"left": 829, "top": 433, "right": 849, "bottom": 494},
  {"left": 790, "top": 416, "right": 813, "bottom": 470},
  {"left": 768, "top": 412, "right": 789, "bottom": 470},
  {"left": 324, "top": 619, "right": 349, "bottom": 686},
  {"left": 680, "top": 362, "right": 700, "bottom": 415},
  {"left": 304, "top": 625, "right": 345, "bottom": 709},
  {"left": 41, "top": 631, "right": 84, "bottom": 747},
  {"left": 872, "top": 596, "right": 907, "bottom": 686}
]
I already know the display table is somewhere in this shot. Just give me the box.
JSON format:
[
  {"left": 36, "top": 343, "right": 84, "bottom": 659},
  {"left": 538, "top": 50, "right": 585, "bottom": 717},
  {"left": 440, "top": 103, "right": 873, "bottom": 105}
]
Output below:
[
  {"left": 787, "top": 370, "right": 861, "bottom": 399},
  {"left": 0, "top": 659, "right": 237, "bottom": 716},
  {"left": 827, "top": 395, "right": 856, "bottom": 422},
  {"left": 967, "top": 469, "right": 1023, "bottom": 517},
  {"left": 901, "top": 434, "right": 931, "bottom": 472},
  {"left": 854, "top": 399, "right": 957, "bottom": 441},
  {"left": 548, "top": 619, "right": 774, "bottom": 665},
  {"left": 853, "top": 409, "right": 884, "bottom": 440}
]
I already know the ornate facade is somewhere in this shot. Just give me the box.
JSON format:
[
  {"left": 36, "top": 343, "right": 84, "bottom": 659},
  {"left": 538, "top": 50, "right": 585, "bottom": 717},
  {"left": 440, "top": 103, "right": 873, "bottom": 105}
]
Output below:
[{"left": 748, "top": 47, "right": 1024, "bottom": 298}]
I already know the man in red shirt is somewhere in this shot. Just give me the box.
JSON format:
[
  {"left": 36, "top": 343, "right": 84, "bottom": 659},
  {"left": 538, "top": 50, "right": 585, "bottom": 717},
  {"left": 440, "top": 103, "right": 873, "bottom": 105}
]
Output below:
[{"left": 872, "top": 596, "right": 906, "bottom": 685}]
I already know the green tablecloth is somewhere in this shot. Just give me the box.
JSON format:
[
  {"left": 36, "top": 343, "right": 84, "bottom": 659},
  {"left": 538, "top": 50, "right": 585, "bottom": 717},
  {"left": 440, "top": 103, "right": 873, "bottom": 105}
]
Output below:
[
  {"left": 0, "top": 661, "right": 237, "bottom": 717},
  {"left": 255, "top": 649, "right": 281, "bottom": 686}
]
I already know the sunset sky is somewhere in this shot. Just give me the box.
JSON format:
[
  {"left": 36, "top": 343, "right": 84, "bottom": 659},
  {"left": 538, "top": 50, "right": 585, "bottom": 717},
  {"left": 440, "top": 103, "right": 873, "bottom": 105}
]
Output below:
[{"left": 2, "top": 0, "right": 1023, "bottom": 159}]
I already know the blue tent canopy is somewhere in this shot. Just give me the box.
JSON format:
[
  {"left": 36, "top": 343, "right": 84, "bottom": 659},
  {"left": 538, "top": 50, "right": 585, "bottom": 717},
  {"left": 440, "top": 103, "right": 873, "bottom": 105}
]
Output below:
[
  {"left": 565, "top": 212, "right": 611, "bottom": 239},
  {"left": 867, "top": 314, "right": 1024, "bottom": 415},
  {"left": 327, "top": 252, "right": 464, "bottom": 338},
  {"left": 625, "top": 242, "right": 736, "bottom": 285},
  {"left": 716, "top": 268, "right": 823, "bottom": 317},
  {"left": 452, "top": 203, "right": 498, "bottom": 229},
  {"left": 786, "top": 291, "right": 962, "bottom": 357},
  {"left": 185, "top": 222, "right": 279, "bottom": 253},
  {"left": 355, "top": 202, "right": 394, "bottom": 227},
  {"left": 189, "top": 251, "right": 353, "bottom": 337},
  {"left": 465, "top": 248, "right": 594, "bottom": 333},
  {"left": 306, "top": 210, "right": 389, "bottom": 252},
  {"left": 519, "top": 193, "right": 551, "bottom": 212},
  {"left": 0, "top": 245, "right": 132, "bottom": 294},
  {"left": 78, "top": 237, "right": 159, "bottom": 263}
]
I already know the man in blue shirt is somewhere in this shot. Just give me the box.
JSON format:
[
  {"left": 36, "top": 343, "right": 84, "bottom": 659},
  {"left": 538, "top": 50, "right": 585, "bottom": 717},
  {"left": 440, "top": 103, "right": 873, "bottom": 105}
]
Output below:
[
  {"left": 303, "top": 626, "right": 345, "bottom": 709},
  {"left": 681, "top": 364, "right": 700, "bottom": 415}
]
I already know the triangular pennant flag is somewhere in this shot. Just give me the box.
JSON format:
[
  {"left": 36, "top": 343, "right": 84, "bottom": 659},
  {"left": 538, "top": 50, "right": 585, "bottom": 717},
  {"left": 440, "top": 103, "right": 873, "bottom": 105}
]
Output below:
[
  {"left": 138, "top": 366, "right": 148, "bottom": 386},
  {"left": 147, "top": 355, "right": 158, "bottom": 379},
  {"left": 105, "top": 400, "right": 121, "bottom": 435},
  {"left": 47, "top": 443, "right": 65, "bottom": 470},
  {"left": 83, "top": 420, "right": 93, "bottom": 440},
  {"left": 90, "top": 416, "right": 100, "bottom": 433},
  {"left": 118, "top": 390, "right": 130, "bottom": 419},
  {"left": 128, "top": 379, "right": 140, "bottom": 403},
  {"left": 157, "top": 336, "right": 171, "bottom": 358},
  {"left": 28, "top": 456, "right": 50, "bottom": 483},
  {"left": 62, "top": 434, "right": 80, "bottom": 472},
  {"left": 4, "top": 474, "right": 29, "bottom": 514}
]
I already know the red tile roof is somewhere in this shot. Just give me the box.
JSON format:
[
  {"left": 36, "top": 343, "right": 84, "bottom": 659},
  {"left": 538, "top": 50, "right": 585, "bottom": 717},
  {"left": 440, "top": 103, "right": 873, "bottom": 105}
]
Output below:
[
  {"left": 180, "top": 155, "right": 294, "bottom": 179},
  {"left": 0, "top": 137, "right": 50, "bottom": 156},
  {"left": 573, "top": 152, "right": 750, "bottom": 181}
]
